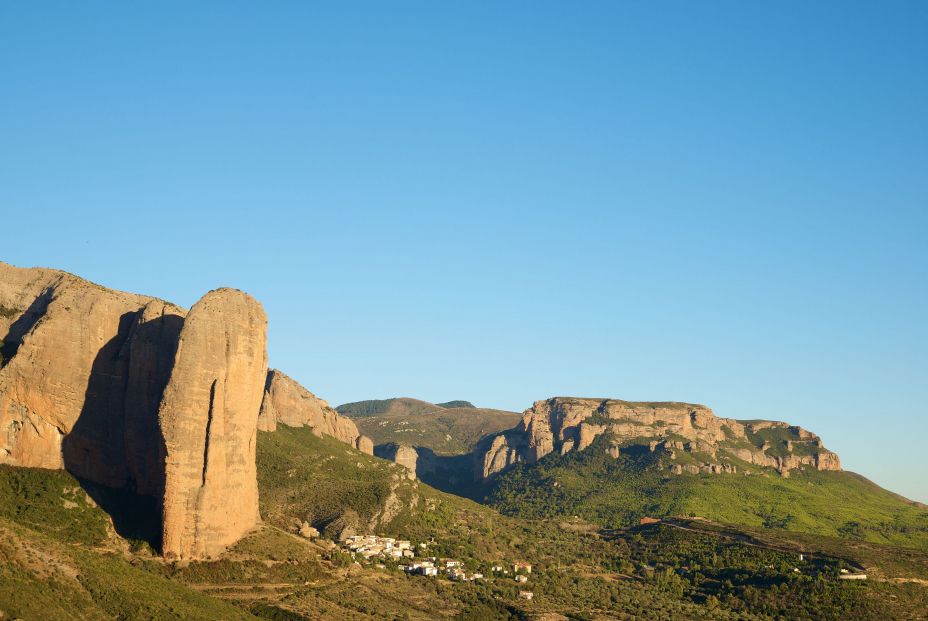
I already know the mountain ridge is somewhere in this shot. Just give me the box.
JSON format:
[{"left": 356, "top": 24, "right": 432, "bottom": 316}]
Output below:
[
  {"left": 338, "top": 397, "right": 520, "bottom": 456},
  {"left": 475, "top": 396, "right": 842, "bottom": 481}
]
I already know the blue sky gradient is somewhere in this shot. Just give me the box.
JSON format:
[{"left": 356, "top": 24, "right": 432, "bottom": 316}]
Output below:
[{"left": 2, "top": 2, "right": 926, "bottom": 501}]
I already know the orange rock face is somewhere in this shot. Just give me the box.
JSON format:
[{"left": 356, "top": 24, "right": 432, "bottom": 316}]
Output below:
[
  {"left": 0, "top": 262, "right": 186, "bottom": 487},
  {"left": 475, "top": 396, "right": 842, "bottom": 480},
  {"left": 257, "top": 369, "right": 373, "bottom": 454},
  {"left": 0, "top": 262, "right": 345, "bottom": 560},
  {"left": 374, "top": 443, "right": 418, "bottom": 479},
  {"left": 159, "top": 289, "right": 268, "bottom": 560}
]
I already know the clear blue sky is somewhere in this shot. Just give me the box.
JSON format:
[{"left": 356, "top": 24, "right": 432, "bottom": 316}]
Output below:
[{"left": 2, "top": 2, "right": 926, "bottom": 502}]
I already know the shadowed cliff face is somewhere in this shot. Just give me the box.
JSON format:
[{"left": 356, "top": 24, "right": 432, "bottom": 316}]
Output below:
[
  {"left": 374, "top": 443, "right": 418, "bottom": 479},
  {"left": 62, "top": 306, "right": 184, "bottom": 497},
  {"left": 0, "top": 263, "right": 186, "bottom": 476},
  {"left": 0, "top": 287, "right": 54, "bottom": 365},
  {"left": 123, "top": 303, "right": 186, "bottom": 496}
]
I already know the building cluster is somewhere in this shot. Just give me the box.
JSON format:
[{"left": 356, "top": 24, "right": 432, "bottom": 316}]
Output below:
[
  {"left": 343, "top": 535, "right": 415, "bottom": 561},
  {"left": 341, "top": 535, "right": 535, "bottom": 590},
  {"left": 402, "top": 557, "right": 484, "bottom": 581}
]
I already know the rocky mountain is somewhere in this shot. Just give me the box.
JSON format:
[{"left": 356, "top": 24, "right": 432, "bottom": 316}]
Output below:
[
  {"left": 0, "top": 261, "right": 371, "bottom": 560},
  {"left": 0, "top": 263, "right": 184, "bottom": 478},
  {"left": 258, "top": 369, "right": 372, "bottom": 454},
  {"left": 0, "top": 262, "right": 269, "bottom": 559},
  {"left": 476, "top": 396, "right": 842, "bottom": 481},
  {"left": 3, "top": 262, "right": 928, "bottom": 620},
  {"left": 338, "top": 397, "right": 520, "bottom": 456},
  {"left": 5, "top": 411, "right": 928, "bottom": 621},
  {"left": 158, "top": 289, "right": 268, "bottom": 560},
  {"left": 468, "top": 398, "right": 928, "bottom": 550},
  {"left": 373, "top": 442, "right": 419, "bottom": 480}
]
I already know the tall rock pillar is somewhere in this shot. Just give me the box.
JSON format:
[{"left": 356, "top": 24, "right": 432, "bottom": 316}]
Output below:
[{"left": 159, "top": 289, "right": 268, "bottom": 560}]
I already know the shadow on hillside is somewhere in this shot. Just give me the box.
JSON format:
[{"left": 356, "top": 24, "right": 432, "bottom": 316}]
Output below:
[
  {"left": 414, "top": 447, "right": 489, "bottom": 501},
  {"left": 76, "top": 477, "right": 163, "bottom": 547},
  {"left": 62, "top": 309, "right": 184, "bottom": 551}
]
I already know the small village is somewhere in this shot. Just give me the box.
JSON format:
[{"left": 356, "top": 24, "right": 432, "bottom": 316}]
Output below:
[{"left": 340, "top": 534, "right": 535, "bottom": 597}]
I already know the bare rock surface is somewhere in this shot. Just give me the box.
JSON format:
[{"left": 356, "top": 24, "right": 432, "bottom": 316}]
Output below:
[
  {"left": 0, "top": 262, "right": 186, "bottom": 483},
  {"left": 475, "top": 397, "right": 841, "bottom": 480},
  {"left": 0, "top": 261, "right": 345, "bottom": 559},
  {"left": 159, "top": 288, "right": 268, "bottom": 560},
  {"left": 374, "top": 443, "right": 418, "bottom": 479},
  {"left": 257, "top": 369, "right": 372, "bottom": 454}
]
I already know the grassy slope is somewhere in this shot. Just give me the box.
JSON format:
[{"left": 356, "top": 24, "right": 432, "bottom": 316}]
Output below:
[
  {"left": 337, "top": 397, "right": 521, "bottom": 455},
  {"left": 255, "top": 427, "right": 757, "bottom": 620},
  {"left": 0, "top": 465, "right": 257, "bottom": 621},
  {"left": 255, "top": 426, "right": 928, "bottom": 620},
  {"left": 485, "top": 436, "right": 928, "bottom": 551},
  {"left": 3, "top": 433, "right": 928, "bottom": 620},
  {"left": 257, "top": 425, "right": 418, "bottom": 537}
]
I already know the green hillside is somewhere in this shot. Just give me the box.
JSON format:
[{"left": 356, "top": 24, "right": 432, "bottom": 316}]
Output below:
[
  {"left": 485, "top": 435, "right": 928, "bottom": 551},
  {"left": 0, "top": 464, "right": 257, "bottom": 621},
  {"left": 337, "top": 397, "right": 521, "bottom": 455},
  {"left": 3, "top": 433, "right": 928, "bottom": 620},
  {"left": 436, "top": 400, "right": 475, "bottom": 409},
  {"left": 255, "top": 426, "right": 928, "bottom": 619}
]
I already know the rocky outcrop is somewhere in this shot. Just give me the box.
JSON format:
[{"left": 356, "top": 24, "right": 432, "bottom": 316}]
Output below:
[
  {"left": 475, "top": 397, "right": 842, "bottom": 480},
  {"left": 122, "top": 301, "right": 186, "bottom": 496},
  {"left": 257, "top": 369, "right": 372, "bottom": 454},
  {"left": 374, "top": 443, "right": 418, "bottom": 479},
  {"left": 356, "top": 435, "right": 374, "bottom": 455},
  {"left": 0, "top": 262, "right": 275, "bottom": 560},
  {"left": 159, "top": 289, "right": 268, "bottom": 560},
  {"left": 0, "top": 262, "right": 186, "bottom": 486},
  {"left": 476, "top": 432, "right": 525, "bottom": 481}
]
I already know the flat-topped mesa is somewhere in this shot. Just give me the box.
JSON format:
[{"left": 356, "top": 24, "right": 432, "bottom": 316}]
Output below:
[
  {"left": 257, "top": 369, "right": 373, "bottom": 454},
  {"left": 476, "top": 397, "right": 841, "bottom": 480},
  {"left": 159, "top": 288, "right": 268, "bottom": 560}
]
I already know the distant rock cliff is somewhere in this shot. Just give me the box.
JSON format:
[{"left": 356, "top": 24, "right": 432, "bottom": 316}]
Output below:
[
  {"left": 258, "top": 369, "right": 372, "bottom": 454},
  {"left": 374, "top": 443, "right": 418, "bottom": 479},
  {"left": 476, "top": 397, "right": 841, "bottom": 480}
]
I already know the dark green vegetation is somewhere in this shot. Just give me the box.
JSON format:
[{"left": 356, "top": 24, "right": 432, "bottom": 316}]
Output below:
[
  {"left": 436, "top": 400, "right": 475, "bottom": 409},
  {"left": 2, "top": 428, "right": 927, "bottom": 620},
  {"left": 257, "top": 425, "right": 421, "bottom": 538},
  {"left": 0, "top": 466, "right": 255, "bottom": 620},
  {"left": 338, "top": 397, "right": 520, "bottom": 455},
  {"left": 0, "top": 464, "right": 109, "bottom": 546},
  {"left": 0, "top": 304, "right": 19, "bottom": 319},
  {"left": 597, "top": 519, "right": 928, "bottom": 620},
  {"left": 486, "top": 435, "right": 928, "bottom": 551}
]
